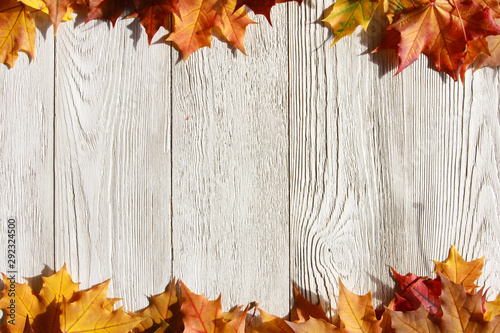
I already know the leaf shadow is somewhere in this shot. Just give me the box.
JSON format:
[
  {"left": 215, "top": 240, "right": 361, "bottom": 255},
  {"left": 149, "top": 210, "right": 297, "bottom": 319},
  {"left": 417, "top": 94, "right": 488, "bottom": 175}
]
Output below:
[
  {"left": 24, "top": 264, "right": 56, "bottom": 293},
  {"left": 357, "top": 8, "right": 399, "bottom": 79},
  {"left": 126, "top": 17, "right": 143, "bottom": 49}
]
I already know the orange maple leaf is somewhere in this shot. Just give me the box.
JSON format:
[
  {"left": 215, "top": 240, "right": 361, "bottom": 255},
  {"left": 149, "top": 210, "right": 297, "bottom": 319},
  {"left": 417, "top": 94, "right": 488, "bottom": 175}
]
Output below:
[
  {"left": 85, "top": 0, "right": 129, "bottom": 25},
  {"left": 133, "top": 0, "right": 179, "bottom": 44},
  {"left": 166, "top": 0, "right": 255, "bottom": 60},
  {"left": 376, "top": 0, "right": 500, "bottom": 80},
  {"left": 0, "top": 0, "right": 36, "bottom": 68},
  {"left": 42, "top": 0, "right": 75, "bottom": 32},
  {"left": 434, "top": 245, "right": 484, "bottom": 293},
  {"left": 179, "top": 280, "right": 247, "bottom": 333}
]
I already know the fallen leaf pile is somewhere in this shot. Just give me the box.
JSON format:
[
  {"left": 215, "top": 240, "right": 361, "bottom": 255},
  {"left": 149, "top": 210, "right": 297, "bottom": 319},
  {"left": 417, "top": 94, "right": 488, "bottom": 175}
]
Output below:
[{"left": 1, "top": 245, "right": 500, "bottom": 332}]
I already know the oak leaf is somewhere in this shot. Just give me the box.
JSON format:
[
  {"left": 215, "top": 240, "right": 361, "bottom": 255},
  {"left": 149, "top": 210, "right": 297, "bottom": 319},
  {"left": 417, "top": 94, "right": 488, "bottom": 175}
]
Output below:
[
  {"left": 166, "top": 0, "right": 254, "bottom": 60},
  {"left": 434, "top": 245, "right": 484, "bottom": 293},
  {"left": 0, "top": 0, "right": 36, "bottom": 68}
]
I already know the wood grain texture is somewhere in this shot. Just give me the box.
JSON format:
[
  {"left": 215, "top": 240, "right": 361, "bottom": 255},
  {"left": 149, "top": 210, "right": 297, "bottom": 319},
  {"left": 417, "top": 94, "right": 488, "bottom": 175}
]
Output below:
[
  {"left": 289, "top": 0, "right": 500, "bottom": 318},
  {"left": 401, "top": 64, "right": 500, "bottom": 299},
  {"left": 0, "top": 14, "right": 55, "bottom": 292},
  {"left": 54, "top": 17, "right": 172, "bottom": 310},
  {"left": 171, "top": 9, "right": 289, "bottom": 315}
]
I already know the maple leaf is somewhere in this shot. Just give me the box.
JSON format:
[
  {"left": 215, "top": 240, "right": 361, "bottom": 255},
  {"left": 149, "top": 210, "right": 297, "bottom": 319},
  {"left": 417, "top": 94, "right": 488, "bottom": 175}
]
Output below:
[
  {"left": 133, "top": 278, "right": 178, "bottom": 333},
  {"left": 459, "top": 37, "right": 489, "bottom": 81},
  {"left": 0, "top": 274, "right": 45, "bottom": 333},
  {"left": 0, "top": 0, "right": 36, "bottom": 68},
  {"left": 389, "top": 304, "right": 440, "bottom": 332},
  {"left": 438, "top": 274, "right": 491, "bottom": 332},
  {"left": 133, "top": 0, "right": 178, "bottom": 44},
  {"left": 19, "top": 0, "right": 75, "bottom": 21},
  {"left": 474, "top": 25, "right": 500, "bottom": 70},
  {"left": 337, "top": 279, "right": 383, "bottom": 332},
  {"left": 234, "top": 0, "right": 302, "bottom": 24},
  {"left": 375, "top": 0, "right": 500, "bottom": 80},
  {"left": 42, "top": 0, "right": 75, "bottom": 32},
  {"left": 179, "top": 280, "right": 247, "bottom": 333},
  {"left": 287, "top": 317, "right": 340, "bottom": 332},
  {"left": 434, "top": 245, "right": 484, "bottom": 293},
  {"left": 249, "top": 308, "right": 295, "bottom": 333},
  {"left": 290, "top": 283, "right": 329, "bottom": 322},
  {"left": 390, "top": 267, "right": 442, "bottom": 316},
  {"left": 22, "top": 317, "right": 34, "bottom": 333},
  {"left": 485, "top": 292, "right": 500, "bottom": 321},
  {"left": 60, "top": 279, "right": 143, "bottom": 333},
  {"left": 85, "top": 0, "right": 130, "bottom": 25},
  {"left": 166, "top": 0, "right": 255, "bottom": 60},
  {"left": 323, "top": 0, "right": 379, "bottom": 46}
]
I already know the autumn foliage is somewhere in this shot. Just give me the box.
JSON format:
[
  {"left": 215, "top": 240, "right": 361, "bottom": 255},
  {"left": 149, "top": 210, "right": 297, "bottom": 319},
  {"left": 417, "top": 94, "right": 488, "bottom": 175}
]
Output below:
[
  {"left": 1, "top": 0, "right": 499, "bottom": 79},
  {"left": 1, "top": 245, "right": 500, "bottom": 332}
]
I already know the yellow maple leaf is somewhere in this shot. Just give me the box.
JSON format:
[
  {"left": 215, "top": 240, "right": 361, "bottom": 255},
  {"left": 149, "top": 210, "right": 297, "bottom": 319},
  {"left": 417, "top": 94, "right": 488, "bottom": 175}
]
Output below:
[
  {"left": 59, "top": 279, "right": 144, "bottom": 333},
  {"left": 0, "top": 274, "right": 45, "bottom": 333},
  {"left": 0, "top": 0, "right": 36, "bottom": 68},
  {"left": 337, "top": 279, "right": 382, "bottom": 332},
  {"left": 19, "top": 0, "right": 74, "bottom": 21},
  {"left": 434, "top": 245, "right": 484, "bottom": 293}
]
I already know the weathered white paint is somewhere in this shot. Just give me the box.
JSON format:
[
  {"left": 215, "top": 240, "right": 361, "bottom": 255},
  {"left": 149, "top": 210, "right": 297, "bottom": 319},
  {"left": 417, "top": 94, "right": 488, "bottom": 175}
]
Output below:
[{"left": 1, "top": 2, "right": 499, "bottom": 319}]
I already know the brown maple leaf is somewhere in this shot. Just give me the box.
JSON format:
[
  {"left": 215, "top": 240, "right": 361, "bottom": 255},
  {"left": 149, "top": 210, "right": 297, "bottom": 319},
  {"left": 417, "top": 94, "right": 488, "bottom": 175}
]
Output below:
[
  {"left": 0, "top": 0, "right": 37, "bottom": 68},
  {"left": 133, "top": 278, "right": 179, "bottom": 333},
  {"left": 290, "top": 283, "right": 329, "bottom": 322},
  {"left": 438, "top": 274, "right": 490, "bottom": 332},
  {"left": 389, "top": 304, "right": 440, "bottom": 332},
  {"left": 375, "top": 0, "right": 500, "bottom": 80}
]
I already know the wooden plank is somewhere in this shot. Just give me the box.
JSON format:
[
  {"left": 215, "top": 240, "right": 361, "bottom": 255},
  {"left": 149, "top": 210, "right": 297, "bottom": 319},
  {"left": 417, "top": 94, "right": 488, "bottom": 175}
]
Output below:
[
  {"left": 171, "top": 8, "right": 289, "bottom": 315},
  {"left": 290, "top": 0, "right": 500, "bottom": 316},
  {"left": 401, "top": 65, "right": 500, "bottom": 297},
  {"left": 54, "top": 17, "right": 172, "bottom": 310},
  {"left": 0, "top": 14, "right": 55, "bottom": 291}
]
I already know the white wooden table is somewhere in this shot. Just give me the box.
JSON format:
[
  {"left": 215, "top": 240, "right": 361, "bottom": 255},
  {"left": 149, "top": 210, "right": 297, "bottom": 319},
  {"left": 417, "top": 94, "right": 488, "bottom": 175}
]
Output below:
[{"left": 1, "top": 2, "right": 499, "bottom": 318}]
